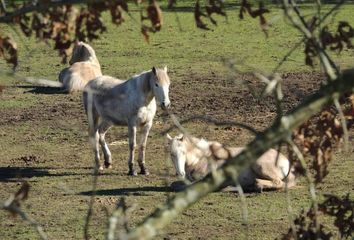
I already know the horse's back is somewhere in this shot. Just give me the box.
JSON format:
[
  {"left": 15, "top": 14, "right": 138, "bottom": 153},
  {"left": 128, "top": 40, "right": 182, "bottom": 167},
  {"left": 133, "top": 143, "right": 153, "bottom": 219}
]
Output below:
[
  {"left": 60, "top": 62, "right": 102, "bottom": 92},
  {"left": 251, "top": 149, "right": 290, "bottom": 181},
  {"left": 86, "top": 75, "right": 124, "bottom": 93}
]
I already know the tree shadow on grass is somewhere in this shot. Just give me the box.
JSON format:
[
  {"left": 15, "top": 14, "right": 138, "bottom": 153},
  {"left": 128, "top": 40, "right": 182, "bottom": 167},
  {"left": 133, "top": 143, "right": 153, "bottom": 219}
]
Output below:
[
  {"left": 0, "top": 167, "right": 82, "bottom": 182},
  {"left": 17, "top": 85, "right": 67, "bottom": 94},
  {"left": 80, "top": 186, "right": 173, "bottom": 196}
]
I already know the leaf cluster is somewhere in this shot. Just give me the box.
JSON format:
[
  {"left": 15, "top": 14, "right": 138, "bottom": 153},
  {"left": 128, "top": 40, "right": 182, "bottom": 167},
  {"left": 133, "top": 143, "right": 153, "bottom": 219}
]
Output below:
[
  {"left": 291, "top": 95, "right": 354, "bottom": 182},
  {"left": 305, "top": 19, "right": 354, "bottom": 67},
  {"left": 280, "top": 194, "right": 354, "bottom": 239}
]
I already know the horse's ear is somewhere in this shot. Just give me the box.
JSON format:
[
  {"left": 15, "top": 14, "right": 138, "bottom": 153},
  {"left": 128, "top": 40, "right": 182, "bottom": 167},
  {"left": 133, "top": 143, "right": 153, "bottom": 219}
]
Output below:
[
  {"left": 176, "top": 134, "right": 184, "bottom": 141},
  {"left": 166, "top": 133, "right": 172, "bottom": 142},
  {"left": 152, "top": 66, "right": 157, "bottom": 76},
  {"left": 164, "top": 66, "right": 168, "bottom": 73}
]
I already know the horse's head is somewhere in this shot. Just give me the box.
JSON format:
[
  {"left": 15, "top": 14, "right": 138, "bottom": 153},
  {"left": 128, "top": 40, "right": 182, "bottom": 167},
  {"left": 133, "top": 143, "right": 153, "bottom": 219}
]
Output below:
[
  {"left": 151, "top": 66, "right": 171, "bottom": 110},
  {"left": 69, "top": 41, "right": 98, "bottom": 65},
  {"left": 166, "top": 133, "right": 187, "bottom": 178}
]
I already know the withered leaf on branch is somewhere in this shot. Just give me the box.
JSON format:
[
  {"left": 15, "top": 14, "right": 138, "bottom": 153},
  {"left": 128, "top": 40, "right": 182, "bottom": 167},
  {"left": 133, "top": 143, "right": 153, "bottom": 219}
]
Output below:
[
  {"left": 239, "top": 0, "right": 269, "bottom": 37},
  {"left": 109, "top": 0, "right": 128, "bottom": 25},
  {"left": 15, "top": 14, "right": 32, "bottom": 37},
  {"left": 14, "top": 182, "right": 30, "bottom": 202},
  {"left": 4, "top": 2, "right": 131, "bottom": 64},
  {"left": 304, "top": 37, "right": 318, "bottom": 67},
  {"left": 168, "top": 0, "right": 177, "bottom": 9},
  {"left": 280, "top": 207, "right": 332, "bottom": 240},
  {"left": 4, "top": 182, "right": 30, "bottom": 217},
  {"left": 291, "top": 96, "right": 354, "bottom": 183},
  {"left": 0, "top": 35, "right": 18, "bottom": 70},
  {"left": 140, "top": 0, "right": 163, "bottom": 42},
  {"left": 194, "top": 0, "right": 209, "bottom": 30},
  {"left": 146, "top": 0, "right": 163, "bottom": 31},
  {"left": 205, "top": 0, "right": 227, "bottom": 26},
  {"left": 306, "top": 21, "right": 354, "bottom": 67},
  {"left": 281, "top": 193, "right": 354, "bottom": 239},
  {"left": 141, "top": 25, "right": 150, "bottom": 43},
  {"left": 319, "top": 194, "right": 354, "bottom": 238}
]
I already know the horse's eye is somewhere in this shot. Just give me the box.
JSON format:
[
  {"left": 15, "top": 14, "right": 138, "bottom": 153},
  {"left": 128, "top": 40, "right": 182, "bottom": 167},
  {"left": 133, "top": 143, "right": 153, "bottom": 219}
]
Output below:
[{"left": 155, "top": 83, "right": 159, "bottom": 87}]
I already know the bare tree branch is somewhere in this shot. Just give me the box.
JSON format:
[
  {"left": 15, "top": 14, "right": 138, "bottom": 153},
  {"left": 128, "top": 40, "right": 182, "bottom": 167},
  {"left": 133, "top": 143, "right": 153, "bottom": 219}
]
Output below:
[
  {"left": 2, "top": 182, "right": 48, "bottom": 240},
  {"left": 2, "top": 204, "right": 48, "bottom": 240},
  {"left": 287, "top": 139, "right": 320, "bottom": 235}
]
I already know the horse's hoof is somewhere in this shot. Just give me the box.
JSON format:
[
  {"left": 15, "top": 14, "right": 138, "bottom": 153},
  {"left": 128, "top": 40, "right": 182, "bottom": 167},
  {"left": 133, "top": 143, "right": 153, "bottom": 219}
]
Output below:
[
  {"left": 139, "top": 169, "right": 150, "bottom": 176},
  {"left": 104, "top": 162, "right": 112, "bottom": 169},
  {"left": 99, "top": 165, "right": 104, "bottom": 171},
  {"left": 128, "top": 170, "right": 137, "bottom": 176}
]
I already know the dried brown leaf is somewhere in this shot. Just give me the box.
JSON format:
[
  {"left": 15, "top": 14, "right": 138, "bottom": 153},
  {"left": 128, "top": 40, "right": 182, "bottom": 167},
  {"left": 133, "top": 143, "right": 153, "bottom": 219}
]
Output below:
[
  {"left": 0, "top": 35, "right": 18, "bottom": 70},
  {"left": 194, "top": 0, "right": 209, "bottom": 30},
  {"left": 146, "top": 0, "right": 163, "bottom": 31},
  {"left": 239, "top": 0, "right": 269, "bottom": 37}
]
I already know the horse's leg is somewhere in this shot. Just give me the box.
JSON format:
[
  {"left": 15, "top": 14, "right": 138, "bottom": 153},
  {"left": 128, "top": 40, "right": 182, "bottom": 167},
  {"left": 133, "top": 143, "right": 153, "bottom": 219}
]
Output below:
[
  {"left": 137, "top": 121, "right": 152, "bottom": 175},
  {"left": 98, "top": 121, "right": 112, "bottom": 169},
  {"left": 88, "top": 125, "right": 102, "bottom": 170},
  {"left": 127, "top": 124, "right": 137, "bottom": 176},
  {"left": 86, "top": 101, "right": 102, "bottom": 170},
  {"left": 255, "top": 178, "right": 284, "bottom": 192}
]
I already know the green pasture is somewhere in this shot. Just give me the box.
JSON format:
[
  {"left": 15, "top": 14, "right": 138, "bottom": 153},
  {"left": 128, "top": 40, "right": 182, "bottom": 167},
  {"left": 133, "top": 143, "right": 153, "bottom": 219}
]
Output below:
[{"left": 0, "top": 2, "right": 353, "bottom": 240}]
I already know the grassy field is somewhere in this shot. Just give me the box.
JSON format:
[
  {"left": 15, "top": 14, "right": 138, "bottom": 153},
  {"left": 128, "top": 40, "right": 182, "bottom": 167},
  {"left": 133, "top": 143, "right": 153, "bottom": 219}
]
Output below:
[{"left": 0, "top": 2, "right": 353, "bottom": 240}]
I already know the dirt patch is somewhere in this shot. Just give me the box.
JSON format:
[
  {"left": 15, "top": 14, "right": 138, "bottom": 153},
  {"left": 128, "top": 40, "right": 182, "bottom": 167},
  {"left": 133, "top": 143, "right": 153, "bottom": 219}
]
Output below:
[
  {"left": 169, "top": 71, "right": 324, "bottom": 130},
  {"left": 0, "top": 72, "right": 324, "bottom": 130},
  {"left": 0, "top": 92, "right": 85, "bottom": 125}
]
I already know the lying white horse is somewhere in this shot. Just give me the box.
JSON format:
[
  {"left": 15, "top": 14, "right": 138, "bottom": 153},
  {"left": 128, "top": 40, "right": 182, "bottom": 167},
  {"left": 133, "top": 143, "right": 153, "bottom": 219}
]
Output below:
[
  {"left": 166, "top": 134, "right": 296, "bottom": 192},
  {"left": 59, "top": 41, "right": 102, "bottom": 92},
  {"left": 84, "top": 67, "right": 171, "bottom": 175},
  {"left": 25, "top": 41, "right": 102, "bottom": 93}
]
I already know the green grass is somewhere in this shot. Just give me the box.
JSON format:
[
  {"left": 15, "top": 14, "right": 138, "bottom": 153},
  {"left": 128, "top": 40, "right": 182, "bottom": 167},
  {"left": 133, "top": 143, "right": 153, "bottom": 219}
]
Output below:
[{"left": 0, "top": 2, "right": 353, "bottom": 240}]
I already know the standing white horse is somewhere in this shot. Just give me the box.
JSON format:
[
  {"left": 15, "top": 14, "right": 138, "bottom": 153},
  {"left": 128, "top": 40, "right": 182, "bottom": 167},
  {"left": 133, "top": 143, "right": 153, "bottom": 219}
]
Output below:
[
  {"left": 84, "top": 67, "right": 171, "bottom": 175},
  {"left": 166, "top": 134, "right": 296, "bottom": 192},
  {"left": 59, "top": 41, "right": 102, "bottom": 93}
]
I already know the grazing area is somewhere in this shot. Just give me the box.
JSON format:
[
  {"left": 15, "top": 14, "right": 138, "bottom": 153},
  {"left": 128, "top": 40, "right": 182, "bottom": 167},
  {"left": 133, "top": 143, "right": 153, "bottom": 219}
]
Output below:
[{"left": 0, "top": 3, "right": 353, "bottom": 240}]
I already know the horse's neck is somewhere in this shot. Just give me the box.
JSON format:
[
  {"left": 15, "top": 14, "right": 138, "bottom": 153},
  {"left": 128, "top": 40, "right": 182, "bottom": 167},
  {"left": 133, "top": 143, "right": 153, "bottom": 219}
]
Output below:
[
  {"left": 87, "top": 56, "right": 101, "bottom": 68},
  {"left": 185, "top": 138, "right": 213, "bottom": 175},
  {"left": 185, "top": 139, "right": 242, "bottom": 178},
  {"left": 136, "top": 71, "right": 154, "bottom": 104}
]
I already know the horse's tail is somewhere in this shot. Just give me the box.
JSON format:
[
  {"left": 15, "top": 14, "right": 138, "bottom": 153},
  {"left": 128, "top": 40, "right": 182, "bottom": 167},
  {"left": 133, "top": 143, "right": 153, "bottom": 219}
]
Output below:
[
  {"left": 83, "top": 87, "right": 99, "bottom": 136},
  {"left": 25, "top": 77, "right": 63, "bottom": 88}
]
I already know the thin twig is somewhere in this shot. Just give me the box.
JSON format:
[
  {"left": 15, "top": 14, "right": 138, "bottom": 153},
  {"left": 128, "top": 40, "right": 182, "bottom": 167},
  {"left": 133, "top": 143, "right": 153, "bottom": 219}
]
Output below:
[
  {"left": 287, "top": 139, "right": 320, "bottom": 235},
  {"left": 334, "top": 98, "right": 349, "bottom": 151},
  {"left": 272, "top": 38, "right": 304, "bottom": 73},
  {"left": 0, "top": 0, "right": 7, "bottom": 14},
  {"left": 272, "top": 0, "right": 345, "bottom": 74},
  {"left": 283, "top": 0, "right": 340, "bottom": 81},
  {"left": 235, "top": 184, "right": 249, "bottom": 240},
  {"left": 283, "top": 145, "right": 298, "bottom": 240}
]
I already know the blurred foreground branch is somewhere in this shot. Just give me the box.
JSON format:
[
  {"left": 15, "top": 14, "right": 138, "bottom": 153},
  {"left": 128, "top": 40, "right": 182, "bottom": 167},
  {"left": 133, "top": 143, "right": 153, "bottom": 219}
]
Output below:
[{"left": 1, "top": 182, "right": 48, "bottom": 240}]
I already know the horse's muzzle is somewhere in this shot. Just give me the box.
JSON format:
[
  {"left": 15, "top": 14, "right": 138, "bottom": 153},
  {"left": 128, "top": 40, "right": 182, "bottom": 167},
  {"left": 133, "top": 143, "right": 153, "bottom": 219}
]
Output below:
[{"left": 161, "top": 102, "right": 171, "bottom": 110}]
